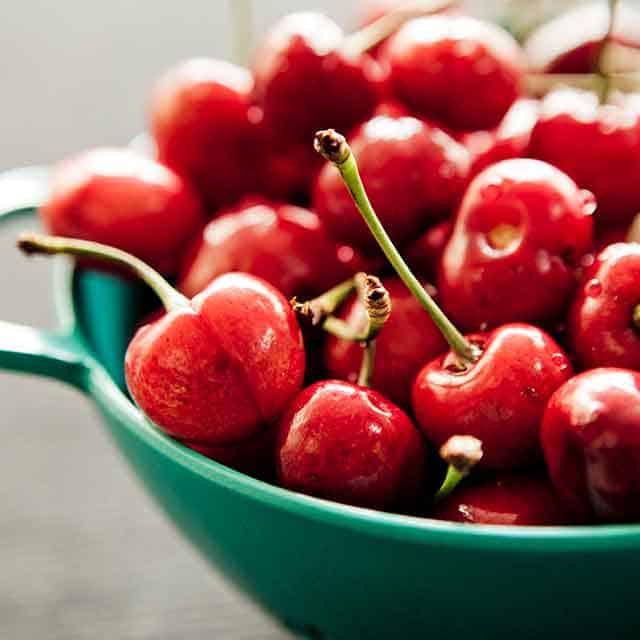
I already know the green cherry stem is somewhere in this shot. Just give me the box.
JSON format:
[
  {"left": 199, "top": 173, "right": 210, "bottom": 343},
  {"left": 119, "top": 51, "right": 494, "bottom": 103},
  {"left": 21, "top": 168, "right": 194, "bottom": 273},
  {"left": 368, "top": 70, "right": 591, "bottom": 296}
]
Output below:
[
  {"left": 434, "top": 435, "right": 483, "bottom": 502},
  {"left": 595, "top": 0, "right": 620, "bottom": 103},
  {"left": 632, "top": 304, "right": 640, "bottom": 331},
  {"left": 314, "top": 129, "right": 480, "bottom": 368},
  {"left": 17, "top": 233, "right": 189, "bottom": 311},
  {"left": 290, "top": 277, "right": 356, "bottom": 326}
]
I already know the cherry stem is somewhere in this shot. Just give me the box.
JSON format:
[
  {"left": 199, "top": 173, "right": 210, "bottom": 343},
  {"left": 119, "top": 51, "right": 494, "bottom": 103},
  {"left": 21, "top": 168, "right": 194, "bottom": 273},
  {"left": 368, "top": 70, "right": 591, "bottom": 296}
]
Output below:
[
  {"left": 230, "top": 0, "right": 253, "bottom": 65},
  {"left": 525, "top": 69, "right": 640, "bottom": 96},
  {"left": 314, "top": 129, "right": 479, "bottom": 368},
  {"left": 434, "top": 435, "right": 483, "bottom": 502},
  {"left": 632, "top": 304, "right": 640, "bottom": 331},
  {"left": 290, "top": 278, "right": 356, "bottom": 326},
  {"left": 342, "top": 0, "right": 457, "bottom": 56},
  {"left": 594, "top": 0, "right": 619, "bottom": 103},
  {"left": 17, "top": 233, "right": 189, "bottom": 312}
]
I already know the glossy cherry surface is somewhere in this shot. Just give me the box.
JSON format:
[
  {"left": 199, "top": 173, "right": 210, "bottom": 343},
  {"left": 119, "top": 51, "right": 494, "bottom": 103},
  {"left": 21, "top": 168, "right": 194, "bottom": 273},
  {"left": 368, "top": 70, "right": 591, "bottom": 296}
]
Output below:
[
  {"left": 126, "top": 273, "right": 305, "bottom": 446},
  {"left": 412, "top": 323, "right": 573, "bottom": 470},
  {"left": 252, "top": 12, "right": 381, "bottom": 146},
  {"left": 313, "top": 113, "right": 469, "bottom": 254},
  {"left": 438, "top": 158, "right": 594, "bottom": 331},
  {"left": 324, "top": 278, "right": 447, "bottom": 409},
  {"left": 277, "top": 380, "right": 426, "bottom": 511},
  {"left": 569, "top": 242, "right": 640, "bottom": 369},
  {"left": 178, "top": 197, "right": 365, "bottom": 299},
  {"left": 529, "top": 88, "right": 640, "bottom": 229},
  {"left": 430, "top": 472, "right": 570, "bottom": 525},
  {"left": 40, "top": 147, "right": 204, "bottom": 275},
  {"left": 150, "top": 58, "right": 259, "bottom": 211},
  {"left": 384, "top": 15, "right": 524, "bottom": 131},
  {"left": 541, "top": 368, "right": 640, "bottom": 523}
]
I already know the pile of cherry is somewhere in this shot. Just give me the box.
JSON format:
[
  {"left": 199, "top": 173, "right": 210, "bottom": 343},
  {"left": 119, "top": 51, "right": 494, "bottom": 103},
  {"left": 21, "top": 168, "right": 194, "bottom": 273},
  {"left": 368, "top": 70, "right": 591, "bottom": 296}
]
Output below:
[{"left": 20, "top": 1, "right": 640, "bottom": 526}]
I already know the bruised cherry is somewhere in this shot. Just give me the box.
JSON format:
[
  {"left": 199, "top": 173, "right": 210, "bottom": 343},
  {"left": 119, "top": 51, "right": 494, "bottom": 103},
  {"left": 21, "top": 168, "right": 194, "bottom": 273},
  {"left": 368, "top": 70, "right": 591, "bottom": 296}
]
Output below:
[
  {"left": 569, "top": 242, "right": 640, "bottom": 369},
  {"left": 40, "top": 148, "right": 204, "bottom": 275},
  {"left": 438, "top": 158, "right": 595, "bottom": 331},
  {"left": 276, "top": 380, "right": 426, "bottom": 511},
  {"left": 178, "top": 197, "right": 367, "bottom": 300},
  {"left": 384, "top": 14, "right": 525, "bottom": 131},
  {"left": 541, "top": 368, "right": 640, "bottom": 523},
  {"left": 430, "top": 472, "right": 570, "bottom": 525},
  {"left": 18, "top": 235, "right": 305, "bottom": 446},
  {"left": 150, "top": 58, "right": 259, "bottom": 211},
  {"left": 313, "top": 113, "right": 469, "bottom": 254}
]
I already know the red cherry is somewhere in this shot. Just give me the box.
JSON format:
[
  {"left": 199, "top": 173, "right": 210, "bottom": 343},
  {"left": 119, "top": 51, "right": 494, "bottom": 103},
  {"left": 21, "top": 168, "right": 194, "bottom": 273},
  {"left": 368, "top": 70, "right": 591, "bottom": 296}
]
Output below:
[
  {"left": 430, "top": 472, "right": 570, "bottom": 525},
  {"left": 569, "top": 242, "right": 640, "bottom": 369},
  {"left": 150, "top": 58, "right": 259, "bottom": 211},
  {"left": 529, "top": 88, "right": 640, "bottom": 229},
  {"left": 412, "top": 323, "right": 573, "bottom": 470},
  {"left": 405, "top": 220, "right": 452, "bottom": 281},
  {"left": 541, "top": 368, "right": 640, "bottom": 523},
  {"left": 438, "top": 159, "right": 594, "bottom": 331},
  {"left": 178, "top": 197, "right": 367, "bottom": 300},
  {"left": 384, "top": 15, "right": 525, "bottom": 131},
  {"left": 251, "top": 12, "right": 382, "bottom": 146},
  {"left": 276, "top": 380, "right": 426, "bottom": 510},
  {"left": 324, "top": 278, "right": 447, "bottom": 410},
  {"left": 524, "top": 2, "right": 640, "bottom": 74},
  {"left": 40, "top": 148, "right": 204, "bottom": 275},
  {"left": 313, "top": 113, "right": 469, "bottom": 254}
]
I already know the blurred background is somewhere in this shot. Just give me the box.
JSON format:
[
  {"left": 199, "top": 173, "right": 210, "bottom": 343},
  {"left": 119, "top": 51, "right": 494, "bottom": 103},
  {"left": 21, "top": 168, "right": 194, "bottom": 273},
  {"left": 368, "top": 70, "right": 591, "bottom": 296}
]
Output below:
[{"left": 0, "top": 1, "right": 607, "bottom": 638}]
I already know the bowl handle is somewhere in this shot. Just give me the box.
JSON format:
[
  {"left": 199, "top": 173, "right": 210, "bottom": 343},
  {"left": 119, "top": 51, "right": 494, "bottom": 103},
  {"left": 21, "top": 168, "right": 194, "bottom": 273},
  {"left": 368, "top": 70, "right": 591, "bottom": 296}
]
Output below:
[{"left": 0, "top": 166, "right": 90, "bottom": 390}]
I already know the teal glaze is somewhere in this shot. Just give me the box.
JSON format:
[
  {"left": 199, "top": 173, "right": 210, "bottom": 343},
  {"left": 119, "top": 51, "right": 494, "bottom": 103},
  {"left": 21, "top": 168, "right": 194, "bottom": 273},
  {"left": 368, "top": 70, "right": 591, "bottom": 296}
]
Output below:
[{"left": 2, "top": 170, "right": 640, "bottom": 639}]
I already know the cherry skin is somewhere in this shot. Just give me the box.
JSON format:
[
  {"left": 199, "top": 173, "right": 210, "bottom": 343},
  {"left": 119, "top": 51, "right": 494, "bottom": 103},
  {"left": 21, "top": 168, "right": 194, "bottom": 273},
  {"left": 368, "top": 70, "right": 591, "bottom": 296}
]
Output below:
[
  {"left": 40, "top": 147, "right": 204, "bottom": 275},
  {"left": 430, "top": 472, "right": 570, "bottom": 525},
  {"left": 178, "top": 197, "right": 367, "bottom": 300},
  {"left": 541, "top": 368, "right": 640, "bottom": 523},
  {"left": 569, "top": 242, "right": 640, "bottom": 369},
  {"left": 313, "top": 113, "right": 469, "bottom": 254},
  {"left": 412, "top": 323, "right": 573, "bottom": 470},
  {"left": 324, "top": 278, "right": 447, "bottom": 410},
  {"left": 126, "top": 272, "right": 305, "bottom": 446},
  {"left": 529, "top": 88, "right": 640, "bottom": 229},
  {"left": 405, "top": 220, "right": 452, "bottom": 281},
  {"left": 438, "top": 158, "right": 595, "bottom": 331},
  {"left": 384, "top": 14, "right": 525, "bottom": 131},
  {"left": 276, "top": 380, "right": 426, "bottom": 511},
  {"left": 150, "top": 58, "right": 259, "bottom": 211},
  {"left": 251, "top": 12, "right": 382, "bottom": 147}
]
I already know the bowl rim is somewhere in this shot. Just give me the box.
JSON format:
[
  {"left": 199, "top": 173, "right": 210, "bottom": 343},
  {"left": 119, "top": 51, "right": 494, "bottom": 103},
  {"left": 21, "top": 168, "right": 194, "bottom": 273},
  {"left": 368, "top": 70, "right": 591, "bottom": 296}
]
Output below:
[{"left": 61, "top": 264, "right": 640, "bottom": 551}]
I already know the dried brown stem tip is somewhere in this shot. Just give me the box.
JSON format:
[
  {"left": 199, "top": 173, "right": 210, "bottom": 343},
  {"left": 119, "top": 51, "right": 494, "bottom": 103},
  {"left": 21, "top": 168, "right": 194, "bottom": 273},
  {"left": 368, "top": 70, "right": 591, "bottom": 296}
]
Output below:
[
  {"left": 356, "top": 272, "right": 392, "bottom": 334},
  {"left": 439, "top": 435, "right": 483, "bottom": 475},
  {"left": 17, "top": 233, "right": 53, "bottom": 256},
  {"left": 314, "top": 129, "right": 350, "bottom": 165}
]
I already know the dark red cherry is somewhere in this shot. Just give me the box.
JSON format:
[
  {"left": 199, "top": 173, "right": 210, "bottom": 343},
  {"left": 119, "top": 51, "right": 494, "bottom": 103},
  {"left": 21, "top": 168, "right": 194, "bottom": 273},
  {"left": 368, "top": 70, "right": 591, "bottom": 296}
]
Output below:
[
  {"left": 313, "top": 113, "right": 469, "bottom": 254},
  {"left": 384, "top": 15, "right": 525, "bottom": 131},
  {"left": 277, "top": 380, "right": 426, "bottom": 511},
  {"left": 430, "top": 472, "right": 570, "bottom": 525},
  {"left": 324, "top": 278, "right": 447, "bottom": 410},
  {"left": 438, "top": 158, "right": 594, "bottom": 331},
  {"left": 150, "top": 58, "right": 259, "bottom": 212},
  {"left": 541, "top": 367, "right": 640, "bottom": 523},
  {"left": 569, "top": 242, "right": 640, "bottom": 369},
  {"left": 412, "top": 323, "right": 573, "bottom": 470},
  {"left": 405, "top": 220, "right": 452, "bottom": 281},
  {"left": 178, "top": 197, "right": 366, "bottom": 300},
  {"left": 529, "top": 88, "right": 640, "bottom": 229},
  {"left": 251, "top": 12, "right": 382, "bottom": 146}
]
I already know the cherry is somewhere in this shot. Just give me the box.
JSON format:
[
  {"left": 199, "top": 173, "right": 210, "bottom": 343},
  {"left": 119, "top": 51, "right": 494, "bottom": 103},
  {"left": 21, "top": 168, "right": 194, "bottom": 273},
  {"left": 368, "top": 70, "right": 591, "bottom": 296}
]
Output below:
[
  {"left": 150, "top": 58, "right": 259, "bottom": 211},
  {"left": 529, "top": 87, "right": 640, "bottom": 229},
  {"left": 313, "top": 113, "right": 469, "bottom": 254},
  {"left": 430, "top": 472, "right": 570, "bottom": 525},
  {"left": 438, "top": 158, "right": 595, "bottom": 331},
  {"left": 405, "top": 220, "right": 452, "bottom": 281},
  {"left": 541, "top": 367, "right": 640, "bottom": 523},
  {"left": 18, "top": 235, "right": 305, "bottom": 446},
  {"left": 569, "top": 242, "right": 640, "bottom": 369},
  {"left": 40, "top": 148, "right": 204, "bottom": 275},
  {"left": 276, "top": 380, "right": 426, "bottom": 511},
  {"left": 178, "top": 197, "right": 367, "bottom": 300},
  {"left": 315, "top": 130, "right": 573, "bottom": 472},
  {"left": 384, "top": 14, "right": 525, "bottom": 131},
  {"left": 251, "top": 12, "right": 382, "bottom": 147},
  {"left": 324, "top": 277, "right": 447, "bottom": 410}
]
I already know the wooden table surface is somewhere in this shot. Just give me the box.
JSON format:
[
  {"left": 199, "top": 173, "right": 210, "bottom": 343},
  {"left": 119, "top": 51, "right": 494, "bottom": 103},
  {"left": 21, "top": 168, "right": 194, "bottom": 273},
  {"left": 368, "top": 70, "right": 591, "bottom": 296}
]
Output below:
[{"left": 0, "top": 218, "right": 294, "bottom": 639}]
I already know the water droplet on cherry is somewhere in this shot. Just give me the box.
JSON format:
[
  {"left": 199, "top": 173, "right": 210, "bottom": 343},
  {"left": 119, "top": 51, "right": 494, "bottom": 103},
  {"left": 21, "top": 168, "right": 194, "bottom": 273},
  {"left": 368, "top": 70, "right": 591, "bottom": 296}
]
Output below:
[
  {"left": 586, "top": 278, "right": 602, "bottom": 297},
  {"left": 480, "top": 182, "right": 502, "bottom": 201},
  {"left": 551, "top": 353, "right": 569, "bottom": 370},
  {"left": 579, "top": 189, "right": 597, "bottom": 216}
]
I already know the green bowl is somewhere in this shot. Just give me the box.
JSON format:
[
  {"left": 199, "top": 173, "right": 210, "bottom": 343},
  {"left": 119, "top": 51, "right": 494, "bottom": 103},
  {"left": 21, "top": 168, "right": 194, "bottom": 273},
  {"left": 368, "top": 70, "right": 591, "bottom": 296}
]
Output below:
[{"left": 2, "top": 168, "right": 640, "bottom": 639}]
